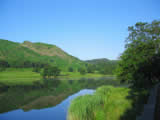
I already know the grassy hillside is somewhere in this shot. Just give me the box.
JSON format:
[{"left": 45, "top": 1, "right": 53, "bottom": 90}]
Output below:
[{"left": 0, "top": 39, "right": 85, "bottom": 71}]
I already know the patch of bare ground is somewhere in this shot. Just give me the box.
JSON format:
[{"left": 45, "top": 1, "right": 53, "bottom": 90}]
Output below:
[{"left": 21, "top": 42, "right": 72, "bottom": 61}]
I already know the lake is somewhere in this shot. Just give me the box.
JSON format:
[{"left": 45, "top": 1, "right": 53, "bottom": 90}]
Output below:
[{"left": 0, "top": 77, "right": 119, "bottom": 120}]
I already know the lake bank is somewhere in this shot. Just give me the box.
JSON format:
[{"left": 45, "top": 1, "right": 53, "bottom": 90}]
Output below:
[
  {"left": 0, "top": 68, "right": 115, "bottom": 85},
  {"left": 68, "top": 85, "right": 149, "bottom": 120}
]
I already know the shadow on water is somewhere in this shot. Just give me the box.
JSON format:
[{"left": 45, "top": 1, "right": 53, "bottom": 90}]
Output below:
[{"left": 0, "top": 77, "right": 119, "bottom": 114}]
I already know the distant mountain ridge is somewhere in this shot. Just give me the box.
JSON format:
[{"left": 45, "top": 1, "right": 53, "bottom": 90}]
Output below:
[
  {"left": 86, "top": 58, "right": 110, "bottom": 64},
  {"left": 85, "top": 58, "right": 118, "bottom": 74}
]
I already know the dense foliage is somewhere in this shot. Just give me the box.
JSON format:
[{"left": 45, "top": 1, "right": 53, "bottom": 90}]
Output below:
[
  {"left": 86, "top": 64, "right": 96, "bottom": 73},
  {"left": 68, "top": 67, "right": 74, "bottom": 72},
  {"left": 116, "top": 20, "right": 160, "bottom": 88},
  {"left": 42, "top": 66, "right": 61, "bottom": 78},
  {"left": 79, "top": 67, "right": 87, "bottom": 75},
  {"left": 86, "top": 59, "right": 118, "bottom": 75}
]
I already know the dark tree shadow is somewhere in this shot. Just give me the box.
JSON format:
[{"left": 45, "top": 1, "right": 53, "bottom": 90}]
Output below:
[
  {"left": 154, "top": 87, "right": 160, "bottom": 120},
  {"left": 119, "top": 87, "right": 150, "bottom": 120}
]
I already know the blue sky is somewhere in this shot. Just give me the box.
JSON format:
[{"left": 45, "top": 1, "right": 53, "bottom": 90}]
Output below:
[{"left": 0, "top": 0, "right": 160, "bottom": 60}]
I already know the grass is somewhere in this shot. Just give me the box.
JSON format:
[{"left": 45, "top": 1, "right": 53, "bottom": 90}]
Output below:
[
  {"left": 60, "top": 72, "right": 114, "bottom": 79},
  {"left": 0, "top": 68, "right": 41, "bottom": 85},
  {"left": 68, "top": 85, "right": 149, "bottom": 120},
  {"left": 0, "top": 68, "right": 115, "bottom": 85}
]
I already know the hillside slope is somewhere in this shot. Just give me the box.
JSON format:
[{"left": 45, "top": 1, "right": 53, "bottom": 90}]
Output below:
[{"left": 0, "top": 39, "right": 85, "bottom": 71}]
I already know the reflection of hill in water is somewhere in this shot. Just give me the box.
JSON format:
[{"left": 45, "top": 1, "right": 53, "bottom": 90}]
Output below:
[
  {"left": 0, "top": 77, "right": 119, "bottom": 113},
  {"left": 22, "top": 91, "right": 74, "bottom": 111}
]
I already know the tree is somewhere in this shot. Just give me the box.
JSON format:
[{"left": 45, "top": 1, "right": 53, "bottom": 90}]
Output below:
[
  {"left": 68, "top": 67, "right": 74, "bottom": 72},
  {"left": 42, "top": 66, "right": 61, "bottom": 78},
  {"left": 0, "top": 60, "right": 9, "bottom": 68},
  {"left": 100, "top": 67, "right": 111, "bottom": 75},
  {"left": 42, "top": 67, "right": 49, "bottom": 78},
  {"left": 0, "top": 60, "right": 9, "bottom": 72},
  {"left": 87, "top": 65, "right": 95, "bottom": 73},
  {"left": 116, "top": 20, "right": 160, "bottom": 88},
  {"left": 48, "top": 66, "right": 61, "bottom": 78},
  {"left": 23, "top": 61, "right": 32, "bottom": 68},
  {"left": 79, "top": 68, "right": 86, "bottom": 75},
  {"left": 32, "top": 67, "right": 41, "bottom": 73}
]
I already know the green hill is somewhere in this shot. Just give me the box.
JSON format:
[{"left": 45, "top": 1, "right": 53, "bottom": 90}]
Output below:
[
  {"left": 86, "top": 58, "right": 110, "bottom": 64},
  {"left": 0, "top": 39, "right": 85, "bottom": 71},
  {"left": 86, "top": 58, "right": 118, "bottom": 65},
  {"left": 86, "top": 58, "right": 118, "bottom": 74}
]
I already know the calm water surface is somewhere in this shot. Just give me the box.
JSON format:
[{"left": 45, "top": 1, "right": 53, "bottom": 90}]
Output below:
[
  {"left": 0, "top": 89, "right": 94, "bottom": 120},
  {"left": 0, "top": 77, "right": 119, "bottom": 120}
]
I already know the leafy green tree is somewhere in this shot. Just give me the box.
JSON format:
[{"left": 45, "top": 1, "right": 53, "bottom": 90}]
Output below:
[
  {"left": 48, "top": 66, "right": 61, "bottom": 78},
  {"left": 0, "top": 60, "right": 9, "bottom": 72},
  {"left": 0, "top": 60, "right": 9, "bottom": 68},
  {"left": 79, "top": 68, "right": 86, "bottom": 75},
  {"left": 42, "top": 66, "right": 61, "bottom": 78},
  {"left": 32, "top": 67, "right": 41, "bottom": 73},
  {"left": 68, "top": 67, "right": 74, "bottom": 72},
  {"left": 78, "top": 68, "right": 81, "bottom": 72},
  {"left": 87, "top": 64, "right": 95, "bottom": 73},
  {"left": 23, "top": 61, "right": 32, "bottom": 68},
  {"left": 42, "top": 67, "right": 49, "bottom": 78},
  {"left": 116, "top": 20, "right": 160, "bottom": 88},
  {"left": 100, "top": 67, "right": 111, "bottom": 75}
]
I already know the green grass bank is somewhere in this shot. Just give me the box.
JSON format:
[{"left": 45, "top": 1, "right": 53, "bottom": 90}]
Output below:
[
  {"left": 0, "top": 68, "right": 114, "bottom": 85},
  {"left": 68, "top": 85, "right": 149, "bottom": 120}
]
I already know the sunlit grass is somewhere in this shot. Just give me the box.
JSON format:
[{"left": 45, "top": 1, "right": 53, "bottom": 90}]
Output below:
[
  {"left": 0, "top": 68, "right": 115, "bottom": 85},
  {"left": 0, "top": 68, "right": 41, "bottom": 85},
  {"left": 68, "top": 86, "right": 148, "bottom": 120},
  {"left": 61, "top": 72, "right": 114, "bottom": 79}
]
